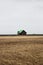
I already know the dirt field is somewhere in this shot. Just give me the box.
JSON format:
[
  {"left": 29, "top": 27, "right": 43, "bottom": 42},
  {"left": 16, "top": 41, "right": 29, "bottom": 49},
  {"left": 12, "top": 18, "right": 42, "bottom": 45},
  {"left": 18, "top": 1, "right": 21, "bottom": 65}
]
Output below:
[{"left": 0, "top": 36, "right": 43, "bottom": 65}]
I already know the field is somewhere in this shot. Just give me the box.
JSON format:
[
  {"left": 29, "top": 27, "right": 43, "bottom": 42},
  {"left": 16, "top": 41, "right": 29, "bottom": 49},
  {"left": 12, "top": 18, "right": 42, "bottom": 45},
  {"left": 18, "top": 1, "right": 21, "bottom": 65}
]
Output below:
[{"left": 0, "top": 36, "right": 43, "bottom": 65}]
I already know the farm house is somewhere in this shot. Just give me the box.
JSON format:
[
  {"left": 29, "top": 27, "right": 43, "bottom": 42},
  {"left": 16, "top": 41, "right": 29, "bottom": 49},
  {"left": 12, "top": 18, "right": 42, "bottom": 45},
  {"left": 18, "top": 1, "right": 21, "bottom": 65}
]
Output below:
[{"left": 17, "top": 30, "right": 27, "bottom": 35}]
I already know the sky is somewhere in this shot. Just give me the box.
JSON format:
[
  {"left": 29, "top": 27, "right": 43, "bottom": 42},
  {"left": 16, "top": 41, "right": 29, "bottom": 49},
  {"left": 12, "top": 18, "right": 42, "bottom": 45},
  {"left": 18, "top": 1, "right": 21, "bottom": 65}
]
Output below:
[{"left": 0, "top": 0, "right": 43, "bottom": 34}]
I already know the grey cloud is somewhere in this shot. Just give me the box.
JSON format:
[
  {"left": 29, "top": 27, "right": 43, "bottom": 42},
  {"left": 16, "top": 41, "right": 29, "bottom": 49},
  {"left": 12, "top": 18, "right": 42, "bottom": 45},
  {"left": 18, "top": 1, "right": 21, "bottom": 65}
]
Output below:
[{"left": 0, "top": 0, "right": 43, "bottom": 34}]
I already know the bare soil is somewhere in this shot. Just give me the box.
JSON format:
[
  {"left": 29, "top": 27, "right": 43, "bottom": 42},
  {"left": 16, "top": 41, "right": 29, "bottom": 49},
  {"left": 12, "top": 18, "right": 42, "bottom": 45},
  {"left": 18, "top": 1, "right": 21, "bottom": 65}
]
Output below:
[{"left": 0, "top": 36, "right": 43, "bottom": 65}]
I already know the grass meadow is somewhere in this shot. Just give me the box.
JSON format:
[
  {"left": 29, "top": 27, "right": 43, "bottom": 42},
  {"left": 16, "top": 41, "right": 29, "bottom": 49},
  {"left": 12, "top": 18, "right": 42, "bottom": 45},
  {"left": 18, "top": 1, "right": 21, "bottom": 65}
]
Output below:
[{"left": 0, "top": 36, "right": 43, "bottom": 65}]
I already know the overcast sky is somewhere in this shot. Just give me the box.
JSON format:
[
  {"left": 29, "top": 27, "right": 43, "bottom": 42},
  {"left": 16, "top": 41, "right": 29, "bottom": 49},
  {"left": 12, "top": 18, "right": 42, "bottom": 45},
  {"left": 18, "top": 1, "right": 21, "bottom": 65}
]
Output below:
[{"left": 0, "top": 0, "right": 43, "bottom": 34}]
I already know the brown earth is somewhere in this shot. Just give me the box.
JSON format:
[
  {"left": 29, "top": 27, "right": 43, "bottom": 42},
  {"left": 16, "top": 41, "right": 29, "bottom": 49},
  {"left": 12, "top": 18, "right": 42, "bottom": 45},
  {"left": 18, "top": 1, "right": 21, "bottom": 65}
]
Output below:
[{"left": 0, "top": 36, "right": 43, "bottom": 65}]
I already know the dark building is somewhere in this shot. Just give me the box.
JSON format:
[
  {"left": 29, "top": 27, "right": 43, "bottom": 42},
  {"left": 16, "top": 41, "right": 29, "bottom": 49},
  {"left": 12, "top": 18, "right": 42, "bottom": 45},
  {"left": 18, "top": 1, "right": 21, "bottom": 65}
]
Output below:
[{"left": 17, "top": 30, "right": 27, "bottom": 35}]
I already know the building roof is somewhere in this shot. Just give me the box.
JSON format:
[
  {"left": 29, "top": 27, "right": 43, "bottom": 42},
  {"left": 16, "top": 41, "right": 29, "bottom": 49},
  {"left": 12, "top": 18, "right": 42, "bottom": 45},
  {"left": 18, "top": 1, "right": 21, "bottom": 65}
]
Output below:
[{"left": 18, "top": 30, "right": 26, "bottom": 33}]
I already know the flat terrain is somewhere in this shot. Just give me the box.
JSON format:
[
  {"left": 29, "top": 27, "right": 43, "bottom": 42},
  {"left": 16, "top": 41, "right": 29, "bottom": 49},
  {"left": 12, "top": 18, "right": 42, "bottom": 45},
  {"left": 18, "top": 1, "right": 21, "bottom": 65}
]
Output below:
[{"left": 0, "top": 36, "right": 43, "bottom": 65}]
